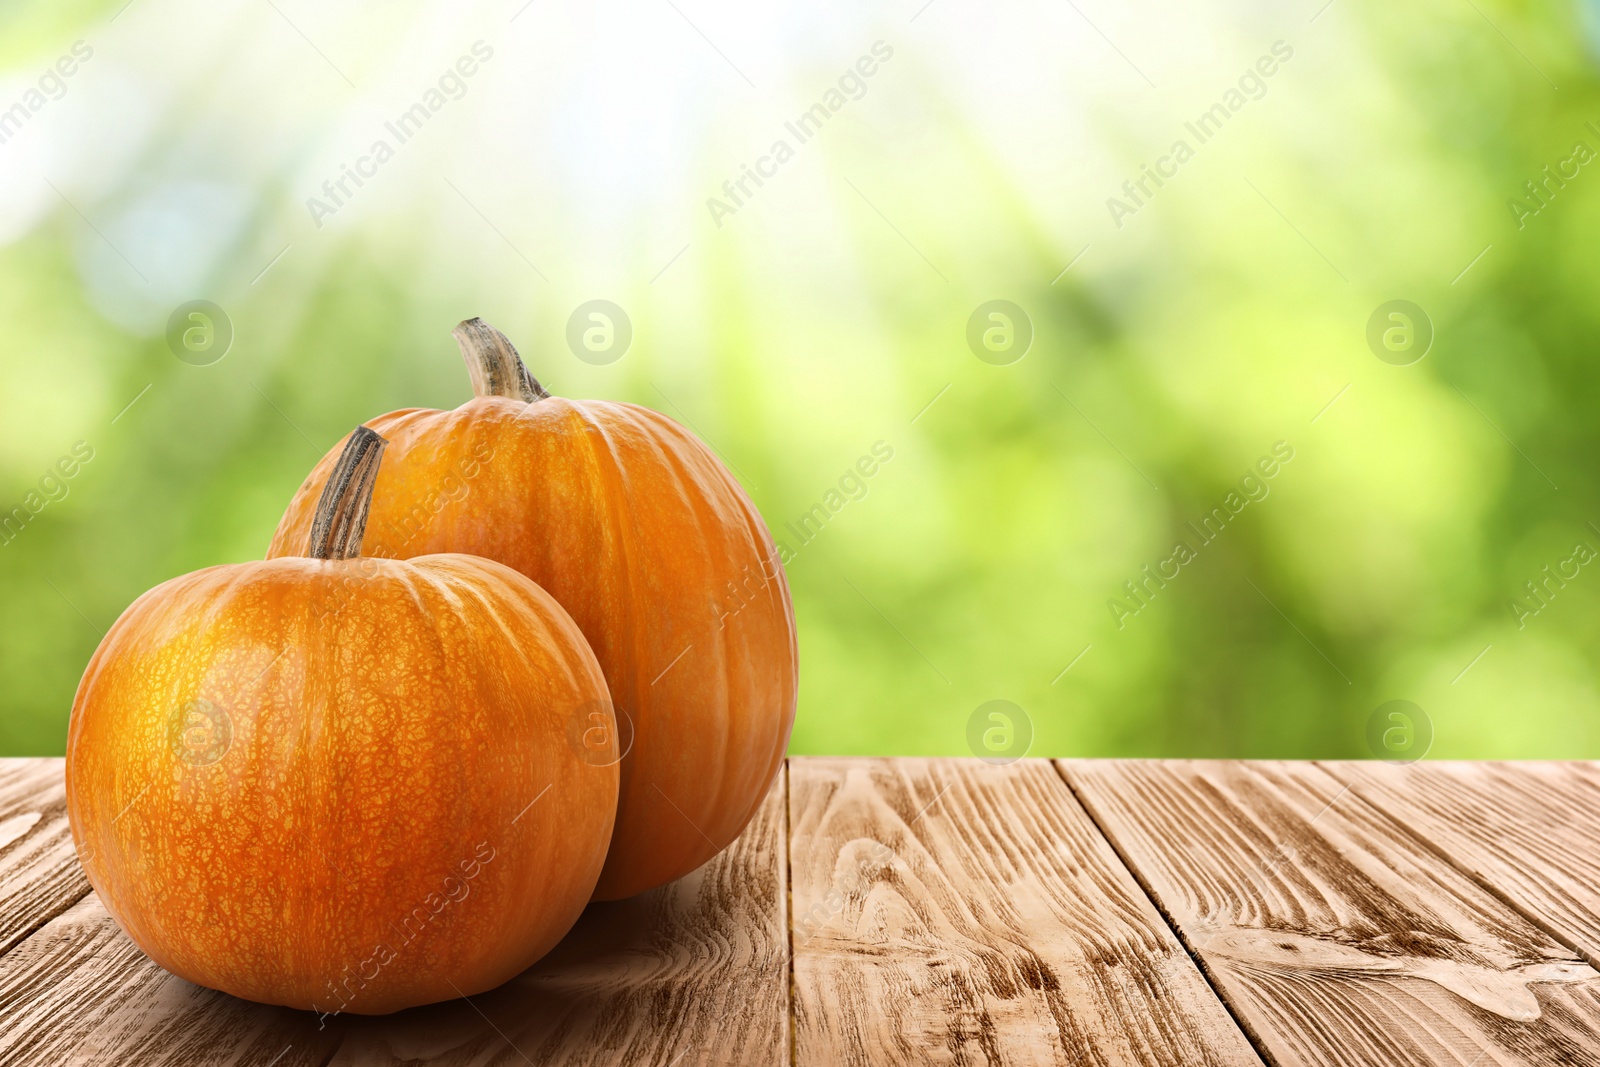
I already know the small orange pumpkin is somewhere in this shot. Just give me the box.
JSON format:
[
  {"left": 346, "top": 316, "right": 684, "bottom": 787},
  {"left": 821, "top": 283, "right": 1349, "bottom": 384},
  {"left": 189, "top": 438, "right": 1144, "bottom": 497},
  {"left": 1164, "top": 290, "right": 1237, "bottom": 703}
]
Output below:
[
  {"left": 67, "top": 428, "right": 617, "bottom": 1014},
  {"left": 269, "top": 320, "right": 797, "bottom": 900}
]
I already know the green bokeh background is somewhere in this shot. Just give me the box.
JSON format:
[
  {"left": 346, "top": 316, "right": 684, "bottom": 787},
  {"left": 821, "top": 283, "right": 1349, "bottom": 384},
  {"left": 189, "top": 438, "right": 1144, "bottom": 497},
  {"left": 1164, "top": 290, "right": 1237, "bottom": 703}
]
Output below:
[{"left": 3, "top": 0, "right": 1597, "bottom": 759}]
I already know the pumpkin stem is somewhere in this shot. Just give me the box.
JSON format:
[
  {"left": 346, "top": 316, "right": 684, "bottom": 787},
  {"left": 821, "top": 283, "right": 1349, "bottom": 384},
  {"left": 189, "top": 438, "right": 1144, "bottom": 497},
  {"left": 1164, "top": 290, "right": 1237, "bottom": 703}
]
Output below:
[
  {"left": 306, "top": 426, "right": 387, "bottom": 561},
  {"left": 454, "top": 318, "right": 550, "bottom": 402}
]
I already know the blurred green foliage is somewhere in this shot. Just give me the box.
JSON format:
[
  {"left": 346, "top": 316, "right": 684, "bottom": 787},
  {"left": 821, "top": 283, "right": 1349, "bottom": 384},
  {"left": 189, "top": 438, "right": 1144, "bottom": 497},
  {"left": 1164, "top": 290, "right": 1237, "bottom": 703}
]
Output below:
[{"left": 3, "top": 0, "right": 1599, "bottom": 759}]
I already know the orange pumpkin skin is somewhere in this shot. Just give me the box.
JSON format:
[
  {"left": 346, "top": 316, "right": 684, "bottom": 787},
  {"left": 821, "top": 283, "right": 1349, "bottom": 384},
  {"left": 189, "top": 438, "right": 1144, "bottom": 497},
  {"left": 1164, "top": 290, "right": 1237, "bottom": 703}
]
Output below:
[
  {"left": 269, "top": 397, "right": 798, "bottom": 899},
  {"left": 66, "top": 552, "right": 617, "bottom": 1014}
]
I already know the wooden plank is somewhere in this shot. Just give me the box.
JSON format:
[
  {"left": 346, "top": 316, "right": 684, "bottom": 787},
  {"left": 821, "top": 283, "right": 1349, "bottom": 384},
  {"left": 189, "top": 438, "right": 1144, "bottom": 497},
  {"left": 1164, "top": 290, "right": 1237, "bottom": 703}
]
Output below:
[
  {"left": 788, "top": 757, "right": 1263, "bottom": 1067},
  {"left": 0, "top": 765, "right": 788, "bottom": 1066},
  {"left": 1063, "top": 759, "right": 1600, "bottom": 1067},
  {"left": 0, "top": 894, "right": 343, "bottom": 1066},
  {"left": 0, "top": 758, "right": 90, "bottom": 957},
  {"left": 328, "top": 762, "right": 790, "bottom": 1065},
  {"left": 1322, "top": 760, "right": 1600, "bottom": 967}
]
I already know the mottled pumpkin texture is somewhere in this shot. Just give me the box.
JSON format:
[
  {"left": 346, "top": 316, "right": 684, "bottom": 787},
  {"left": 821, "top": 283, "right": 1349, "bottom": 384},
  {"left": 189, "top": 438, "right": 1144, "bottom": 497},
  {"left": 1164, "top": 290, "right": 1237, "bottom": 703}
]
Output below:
[
  {"left": 268, "top": 395, "right": 798, "bottom": 899},
  {"left": 66, "top": 552, "right": 617, "bottom": 1013}
]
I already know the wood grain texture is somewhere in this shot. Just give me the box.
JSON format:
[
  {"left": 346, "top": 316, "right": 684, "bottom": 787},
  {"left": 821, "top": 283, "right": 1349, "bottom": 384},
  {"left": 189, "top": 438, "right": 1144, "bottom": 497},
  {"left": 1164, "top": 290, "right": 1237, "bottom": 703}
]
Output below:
[
  {"left": 788, "top": 757, "right": 1262, "bottom": 1067},
  {"left": 1063, "top": 759, "right": 1600, "bottom": 1067},
  {"left": 0, "top": 758, "right": 90, "bottom": 956},
  {"left": 1322, "top": 760, "right": 1600, "bottom": 967},
  {"left": 0, "top": 765, "right": 788, "bottom": 1066},
  {"left": 0, "top": 894, "right": 343, "bottom": 1066},
  {"left": 10, "top": 756, "right": 1600, "bottom": 1067},
  {"left": 327, "top": 762, "right": 790, "bottom": 1066}
]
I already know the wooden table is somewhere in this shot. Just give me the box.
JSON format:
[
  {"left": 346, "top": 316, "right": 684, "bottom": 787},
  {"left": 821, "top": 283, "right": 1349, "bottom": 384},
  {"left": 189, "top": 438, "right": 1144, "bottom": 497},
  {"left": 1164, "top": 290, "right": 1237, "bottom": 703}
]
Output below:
[{"left": 3, "top": 758, "right": 1600, "bottom": 1065}]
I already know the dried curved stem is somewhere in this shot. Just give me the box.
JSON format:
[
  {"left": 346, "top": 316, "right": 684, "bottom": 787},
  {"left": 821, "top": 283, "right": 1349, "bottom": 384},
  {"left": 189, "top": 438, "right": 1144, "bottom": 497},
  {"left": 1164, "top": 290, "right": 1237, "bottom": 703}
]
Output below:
[
  {"left": 306, "top": 426, "right": 387, "bottom": 560},
  {"left": 453, "top": 317, "right": 550, "bottom": 402}
]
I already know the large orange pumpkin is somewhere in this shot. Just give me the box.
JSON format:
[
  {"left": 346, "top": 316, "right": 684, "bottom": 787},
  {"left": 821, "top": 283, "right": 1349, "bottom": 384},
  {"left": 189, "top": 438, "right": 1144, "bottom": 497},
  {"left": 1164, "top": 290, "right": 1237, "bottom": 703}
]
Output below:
[
  {"left": 67, "top": 428, "right": 618, "bottom": 1014},
  {"left": 269, "top": 319, "right": 797, "bottom": 900}
]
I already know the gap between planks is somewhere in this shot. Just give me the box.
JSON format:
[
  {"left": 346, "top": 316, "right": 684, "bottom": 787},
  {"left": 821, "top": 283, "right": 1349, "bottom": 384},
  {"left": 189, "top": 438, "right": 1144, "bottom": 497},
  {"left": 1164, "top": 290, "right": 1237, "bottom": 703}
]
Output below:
[
  {"left": 783, "top": 756, "right": 797, "bottom": 1067},
  {"left": 1050, "top": 760, "right": 1282, "bottom": 1067},
  {"left": 786, "top": 757, "right": 1263, "bottom": 1066},
  {"left": 1062, "top": 759, "right": 1600, "bottom": 1067}
]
